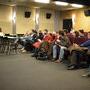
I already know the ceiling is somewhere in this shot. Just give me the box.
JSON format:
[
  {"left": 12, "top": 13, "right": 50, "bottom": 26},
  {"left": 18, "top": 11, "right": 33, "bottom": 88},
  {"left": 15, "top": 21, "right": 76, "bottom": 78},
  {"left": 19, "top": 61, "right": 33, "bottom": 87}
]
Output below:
[
  {"left": 53, "top": 0, "right": 90, "bottom": 6},
  {"left": 0, "top": 0, "right": 89, "bottom": 11}
]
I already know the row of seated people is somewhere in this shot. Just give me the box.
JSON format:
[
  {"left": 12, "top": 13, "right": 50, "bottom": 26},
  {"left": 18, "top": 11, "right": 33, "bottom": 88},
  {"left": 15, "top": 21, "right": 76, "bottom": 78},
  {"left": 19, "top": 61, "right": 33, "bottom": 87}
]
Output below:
[{"left": 16, "top": 29, "right": 90, "bottom": 71}]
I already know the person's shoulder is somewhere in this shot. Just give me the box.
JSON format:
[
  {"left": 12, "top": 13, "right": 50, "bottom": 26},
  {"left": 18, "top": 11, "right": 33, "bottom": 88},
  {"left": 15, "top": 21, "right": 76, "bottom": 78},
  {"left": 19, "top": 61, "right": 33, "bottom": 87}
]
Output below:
[{"left": 65, "top": 36, "right": 69, "bottom": 39}]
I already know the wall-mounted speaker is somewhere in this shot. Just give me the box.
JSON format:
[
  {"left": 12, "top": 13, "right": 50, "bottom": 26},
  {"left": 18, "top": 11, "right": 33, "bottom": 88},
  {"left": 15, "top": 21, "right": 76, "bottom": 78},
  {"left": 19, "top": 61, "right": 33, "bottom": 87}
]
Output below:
[
  {"left": 46, "top": 13, "right": 52, "bottom": 19},
  {"left": 84, "top": 10, "right": 90, "bottom": 16},
  {"left": 25, "top": 11, "right": 31, "bottom": 18}
]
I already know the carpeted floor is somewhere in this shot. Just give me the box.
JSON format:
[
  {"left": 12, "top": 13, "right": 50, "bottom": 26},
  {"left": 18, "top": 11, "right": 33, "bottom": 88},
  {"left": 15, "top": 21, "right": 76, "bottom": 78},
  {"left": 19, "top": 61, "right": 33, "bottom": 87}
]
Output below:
[{"left": 0, "top": 53, "right": 90, "bottom": 90}]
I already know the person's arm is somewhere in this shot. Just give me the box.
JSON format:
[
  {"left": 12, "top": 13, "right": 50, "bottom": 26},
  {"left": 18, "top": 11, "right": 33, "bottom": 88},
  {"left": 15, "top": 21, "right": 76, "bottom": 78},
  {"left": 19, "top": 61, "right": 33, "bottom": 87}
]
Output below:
[{"left": 80, "top": 40, "right": 90, "bottom": 47}]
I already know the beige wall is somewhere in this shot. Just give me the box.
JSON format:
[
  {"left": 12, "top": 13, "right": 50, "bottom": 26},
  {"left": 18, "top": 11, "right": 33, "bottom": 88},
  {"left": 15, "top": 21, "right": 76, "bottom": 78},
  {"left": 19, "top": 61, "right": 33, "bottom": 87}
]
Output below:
[
  {"left": 39, "top": 9, "right": 55, "bottom": 32},
  {"left": 60, "top": 8, "right": 90, "bottom": 32},
  {"left": 16, "top": 7, "right": 60, "bottom": 33},
  {"left": 0, "top": 5, "right": 90, "bottom": 34},
  {"left": 0, "top": 5, "right": 56, "bottom": 34},
  {"left": 0, "top": 5, "right": 12, "bottom": 34},
  {"left": 16, "top": 6, "right": 35, "bottom": 34}
]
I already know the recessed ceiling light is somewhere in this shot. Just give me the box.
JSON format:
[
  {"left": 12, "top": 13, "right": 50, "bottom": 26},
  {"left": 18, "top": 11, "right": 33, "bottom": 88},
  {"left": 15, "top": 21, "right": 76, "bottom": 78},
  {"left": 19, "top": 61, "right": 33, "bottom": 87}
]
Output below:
[
  {"left": 34, "top": 0, "right": 50, "bottom": 4},
  {"left": 53, "top": 1, "right": 69, "bottom": 6},
  {"left": 71, "top": 4, "right": 84, "bottom": 8}
]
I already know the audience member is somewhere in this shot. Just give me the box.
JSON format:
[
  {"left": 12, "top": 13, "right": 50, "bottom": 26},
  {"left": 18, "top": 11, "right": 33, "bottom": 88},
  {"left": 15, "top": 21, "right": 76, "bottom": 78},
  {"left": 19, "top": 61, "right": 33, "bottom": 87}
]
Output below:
[
  {"left": 53, "top": 31, "right": 71, "bottom": 63},
  {"left": 79, "top": 29, "right": 85, "bottom": 37},
  {"left": 67, "top": 32, "right": 90, "bottom": 70}
]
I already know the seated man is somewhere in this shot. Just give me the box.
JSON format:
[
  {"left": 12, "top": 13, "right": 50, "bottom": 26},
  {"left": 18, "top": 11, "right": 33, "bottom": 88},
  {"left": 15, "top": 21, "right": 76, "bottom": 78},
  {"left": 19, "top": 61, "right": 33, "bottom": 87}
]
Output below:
[
  {"left": 81, "top": 32, "right": 90, "bottom": 77},
  {"left": 67, "top": 47, "right": 88, "bottom": 70},
  {"left": 53, "top": 31, "right": 71, "bottom": 63},
  {"left": 68, "top": 32, "right": 90, "bottom": 70}
]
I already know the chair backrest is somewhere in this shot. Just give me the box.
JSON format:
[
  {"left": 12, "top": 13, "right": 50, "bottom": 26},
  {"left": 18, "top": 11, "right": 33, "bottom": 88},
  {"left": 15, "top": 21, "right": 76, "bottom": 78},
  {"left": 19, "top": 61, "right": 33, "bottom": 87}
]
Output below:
[
  {"left": 17, "top": 34, "right": 24, "bottom": 37},
  {"left": 3, "top": 37, "right": 10, "bottom": 45},
  {"left": 5, "top": 34, "right": 10, "bottom": 36},
  {"left": 0, "top": 36, "right": 3, "bottom": 44}
]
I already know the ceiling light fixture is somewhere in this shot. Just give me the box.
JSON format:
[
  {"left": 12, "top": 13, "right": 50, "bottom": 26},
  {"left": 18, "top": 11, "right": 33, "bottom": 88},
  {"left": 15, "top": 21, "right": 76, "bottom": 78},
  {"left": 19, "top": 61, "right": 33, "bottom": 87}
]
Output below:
[
  {"left": 53, "top": 1, "right": 69, "bottom": 6},
  {"left": 34, "top": 0, "right": 50, "bottom": 4},
  {"left": 71, "top": 4, "right": 84, "bottom": 8}
]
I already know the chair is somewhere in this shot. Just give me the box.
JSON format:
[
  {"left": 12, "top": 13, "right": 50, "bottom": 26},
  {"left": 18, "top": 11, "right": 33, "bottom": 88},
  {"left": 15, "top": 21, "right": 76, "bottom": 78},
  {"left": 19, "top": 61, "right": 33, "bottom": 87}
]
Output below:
[
  {"left": 0, "top": 36, "right": 4, "bottom": 53},
  {"left": 1, "top": 37, "right": 10, "bottom": 54},
  {"left": 7, "top": 38, "right": 18, "bottom": 54},
  {"left": 17, "top": 34, "right": 24, "bottom": 37}
]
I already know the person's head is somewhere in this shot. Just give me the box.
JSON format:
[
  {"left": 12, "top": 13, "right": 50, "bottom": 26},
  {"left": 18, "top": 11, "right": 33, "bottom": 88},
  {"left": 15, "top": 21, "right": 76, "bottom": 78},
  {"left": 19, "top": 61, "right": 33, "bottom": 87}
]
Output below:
[
  {"left": 79, "top": 29, "right": 84, "bottom": 34},
  {"left": 87, "top": 32, "right": 90, "bottom": 39},
  {"left": 32, "top": 29, "right": 37, "bottom": 34},
  {"left": 59, "top": 31, "right": 65, "bottom": 38},
  {"left": 64, "top": 29, "right": 69, "bottom": 34},
  {"left": 73, "top": 31, "right": 79, "bottom": 37},
  {"left": 55, "top": 31, "right": 59, "bottom": 36},
  {"left": 44, "top": 29, "right": 48, "bottom": 35},
  {"left": 32, "top": 29, "right": 35, "bottom": 33},
  {"left": 34, "top": 30, "right": 37, "bottom": 34},
  {"left": 38, "top": 30, "right": 43, "bottom": 36},
  {"left": 39, "top": 30, "right": 42, "bottom": 33},
  {"left": 79, "top": 29, "right": 85, "bottom": 37}
]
